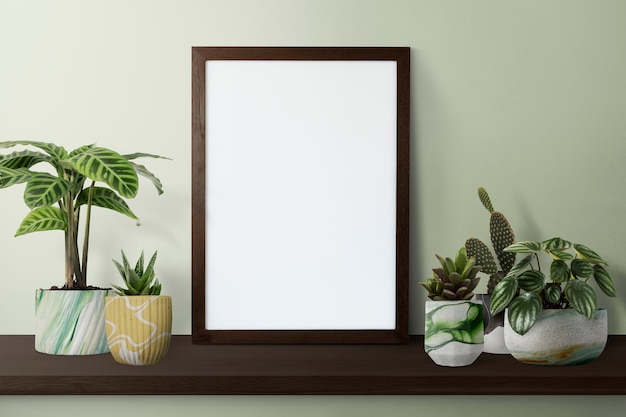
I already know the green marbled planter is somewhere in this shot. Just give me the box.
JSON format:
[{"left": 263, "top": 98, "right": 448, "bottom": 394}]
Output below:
[
  {"left": 424, "top": 300, "right": 484, "bottom": 367},
  {"left": 35, "top": 289, "right": 110, "bottom": 355}
]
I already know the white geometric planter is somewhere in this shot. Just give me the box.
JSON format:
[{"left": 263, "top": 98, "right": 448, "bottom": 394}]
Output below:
[
  {"left": 35, "top": 289, "right": 110, "bottom": 355},
  {"left": 424, "top": 300, "right": 484, "bottom": 367},
  {"left": 504, "top": 308, "right": 608, "bottom": 365}
]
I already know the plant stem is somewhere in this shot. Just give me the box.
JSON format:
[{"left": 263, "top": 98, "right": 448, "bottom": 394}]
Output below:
[{"left": 80, "top": 181, "right": 95, "bottom": 286}]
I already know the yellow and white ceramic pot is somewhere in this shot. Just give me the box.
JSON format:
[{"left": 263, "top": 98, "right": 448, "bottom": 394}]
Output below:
[{"left": 105, "top": 295, "right": 172, "bottom": 365}]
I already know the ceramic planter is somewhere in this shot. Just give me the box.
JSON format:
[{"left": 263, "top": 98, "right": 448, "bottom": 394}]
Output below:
[
  {"left": 504, "top": 308, "right": 608, "bottom": 365},
  {"left": 424, "top": 300, "right": 484, "bottom": 367},
  {"left": 105, "top": 295, "right": 172, "bottom": 365},
  {"left": 35, "top": 288, "right": 110, "bottom": 355},
  {"left": 475, "top": 293, "right": 508, "bottom": 354}
]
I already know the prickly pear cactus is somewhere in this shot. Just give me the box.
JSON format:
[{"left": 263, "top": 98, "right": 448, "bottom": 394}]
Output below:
[{"left": 465, "top": 187, "right": 516, "bottom": 294}]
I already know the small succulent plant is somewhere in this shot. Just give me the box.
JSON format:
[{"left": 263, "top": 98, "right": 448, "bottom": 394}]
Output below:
[
  {"left": 112, "top": 250, "right": 162, "bottom": 296},
  {"left": 465, "top": 187, "right": 516, "bottom": 293},
  {"left": 420, "top": 247, "right": 481, "bottom": 301}
]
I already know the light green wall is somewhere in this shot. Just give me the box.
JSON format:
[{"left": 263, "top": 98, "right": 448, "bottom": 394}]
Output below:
[{"left": 1, "top": 0, "right": 625, "bottom": 415}]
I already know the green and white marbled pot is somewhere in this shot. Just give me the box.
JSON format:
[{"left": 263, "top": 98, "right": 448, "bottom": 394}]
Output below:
[
  {"left": 424, "top": 300, "right": 484, "bottom": 367},
  {"left": 35, "top": 289, "right": 110, "bottom": 355},
  {"left": 504, "top": 308, "right": 607, "bottom": 366}
]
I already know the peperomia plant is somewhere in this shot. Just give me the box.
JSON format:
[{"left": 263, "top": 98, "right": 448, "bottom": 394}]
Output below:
[
  {"left": 0, "top": 141, "right": 168, "bottom": 289},
  {"left": 489, "top": 237, "right": 616, "bottom": 335}
]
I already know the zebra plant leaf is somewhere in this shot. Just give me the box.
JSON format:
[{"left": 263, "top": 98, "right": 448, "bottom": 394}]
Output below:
[
  {"left": 130, "top": 162, "right": 165, "bottom": 195},
  {"left": 68, "top": 147, "right": 139, "bottom": 198},
  {"left": 507, "top": 292, "right": 542, "bottom": 335},
  {"left": 565, "top": 279, "right": 598, "bottom": 319},
  {"left": 76, "top": 187, "right": 138, "bottom": 221},
  {"left": 0, "top": 150, "right": 50, "bottom": 169},
  {"left": 0, "top": 141, "right": 68, "bottom": 161},
  {"left": 0, "top": 166, "right": 33, "bottom": 189},
  {"left": 23, "top": 173, "right": 73, "bottom": 209},
  {"left": 15, "top": 206, "right": 67, "bottom": 236}
]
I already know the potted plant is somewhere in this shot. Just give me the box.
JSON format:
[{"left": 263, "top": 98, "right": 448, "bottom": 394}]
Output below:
[
  {"left": 105, "top": 250, "right": 172, "bottom": 366},
  {"left": 0, "top": 140, "right": 167, "bottom": 355},
  {"left": 420, "top": 247, "right": 484, "bottom": 367},
  {"left": 489, "top": 237, "right": 617, "bottom": 365},
  {"left": 465, "top": 186, "right": 516, "bottom": 354}
]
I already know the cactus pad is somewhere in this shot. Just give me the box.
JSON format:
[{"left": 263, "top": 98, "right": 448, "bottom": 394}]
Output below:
[
  {"left": 478, "top": 186, "right": 494, "bottom": 213},
  {"left": 490, "top": 212, "right": 516, "bottom": 272},
  {"left": 465, "top": 237, "right": 498, "bottom": 274}
]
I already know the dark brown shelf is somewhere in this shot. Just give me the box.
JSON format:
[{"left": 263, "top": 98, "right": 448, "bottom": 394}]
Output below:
[{"left": 1, "top": 335, "right": 625, "bottom": 395}]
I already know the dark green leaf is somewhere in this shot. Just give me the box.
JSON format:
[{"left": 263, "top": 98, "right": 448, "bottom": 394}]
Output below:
[
  {"left": 547, "top": 250, "right": 574, "bottom": 261},
  {"left": 489, "top": 274, "right": 518, "bottom": 315},
  {"left": 542, "top": 237, "right": 572, "bottom": 251},
  {"left": 75, "top": 187, "right": 139, "bottom": 221},
  {"left": 507, "top": 292, "right": 542, "bottom": 335},
  {"left": 574, "top": 243, "right": 607, "bottom": 266},
  {"left": 545, "top": 284, "right": 563, "bottom": 304},
  {"left": 571, "top": 259, "right": 593, "bottom": 278},
  {"left": 550, "top": 260, "right": 570, "bottom": 283},
  {"left": 509, "top": 254, "right": 534, "bottom": 274},
  {"left": 504, "top": 241, "right": 544, "bottom": 253},
  {"left": 565, "top": 279, "right": 598, "bottom": 319},
  {"left": 517, "top": 270, "right": 546, "bottom": 293},
  {"left": 593, "top": 265, "right": 616, "bottom": 297}
]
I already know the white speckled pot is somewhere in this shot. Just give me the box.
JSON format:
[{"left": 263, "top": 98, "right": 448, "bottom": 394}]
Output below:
[
  {"left": 504, "top": 308, "right": 607, "bottom": 365},
  {"left": 424, "top": 300, "right": 484, "bottom": 367}
]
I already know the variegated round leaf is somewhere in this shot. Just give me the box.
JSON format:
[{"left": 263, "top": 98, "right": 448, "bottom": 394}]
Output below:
[
  {"left": 507, "top": 292, "right": 542, "bottom": 335},
  {"left": 565, "top": 279, "right": 598, "bottom": 319}
]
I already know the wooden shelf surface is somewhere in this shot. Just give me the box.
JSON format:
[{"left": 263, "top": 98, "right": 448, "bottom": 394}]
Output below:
[{"left": 1, "top": 335, "right": 625, "bottom": 395}]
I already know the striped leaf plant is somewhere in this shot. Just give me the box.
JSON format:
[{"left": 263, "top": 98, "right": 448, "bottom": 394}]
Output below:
[
  {"left": 488, "top": 237, "right": 616, "bottom": 335},
  {"left": 0, "top": 141, "right": 168, "bottom": 289}
]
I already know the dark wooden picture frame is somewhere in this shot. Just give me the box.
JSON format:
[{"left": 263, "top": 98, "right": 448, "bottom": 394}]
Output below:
[{"left": 192, "top": 47, "right": 410, "bottom": 344}]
